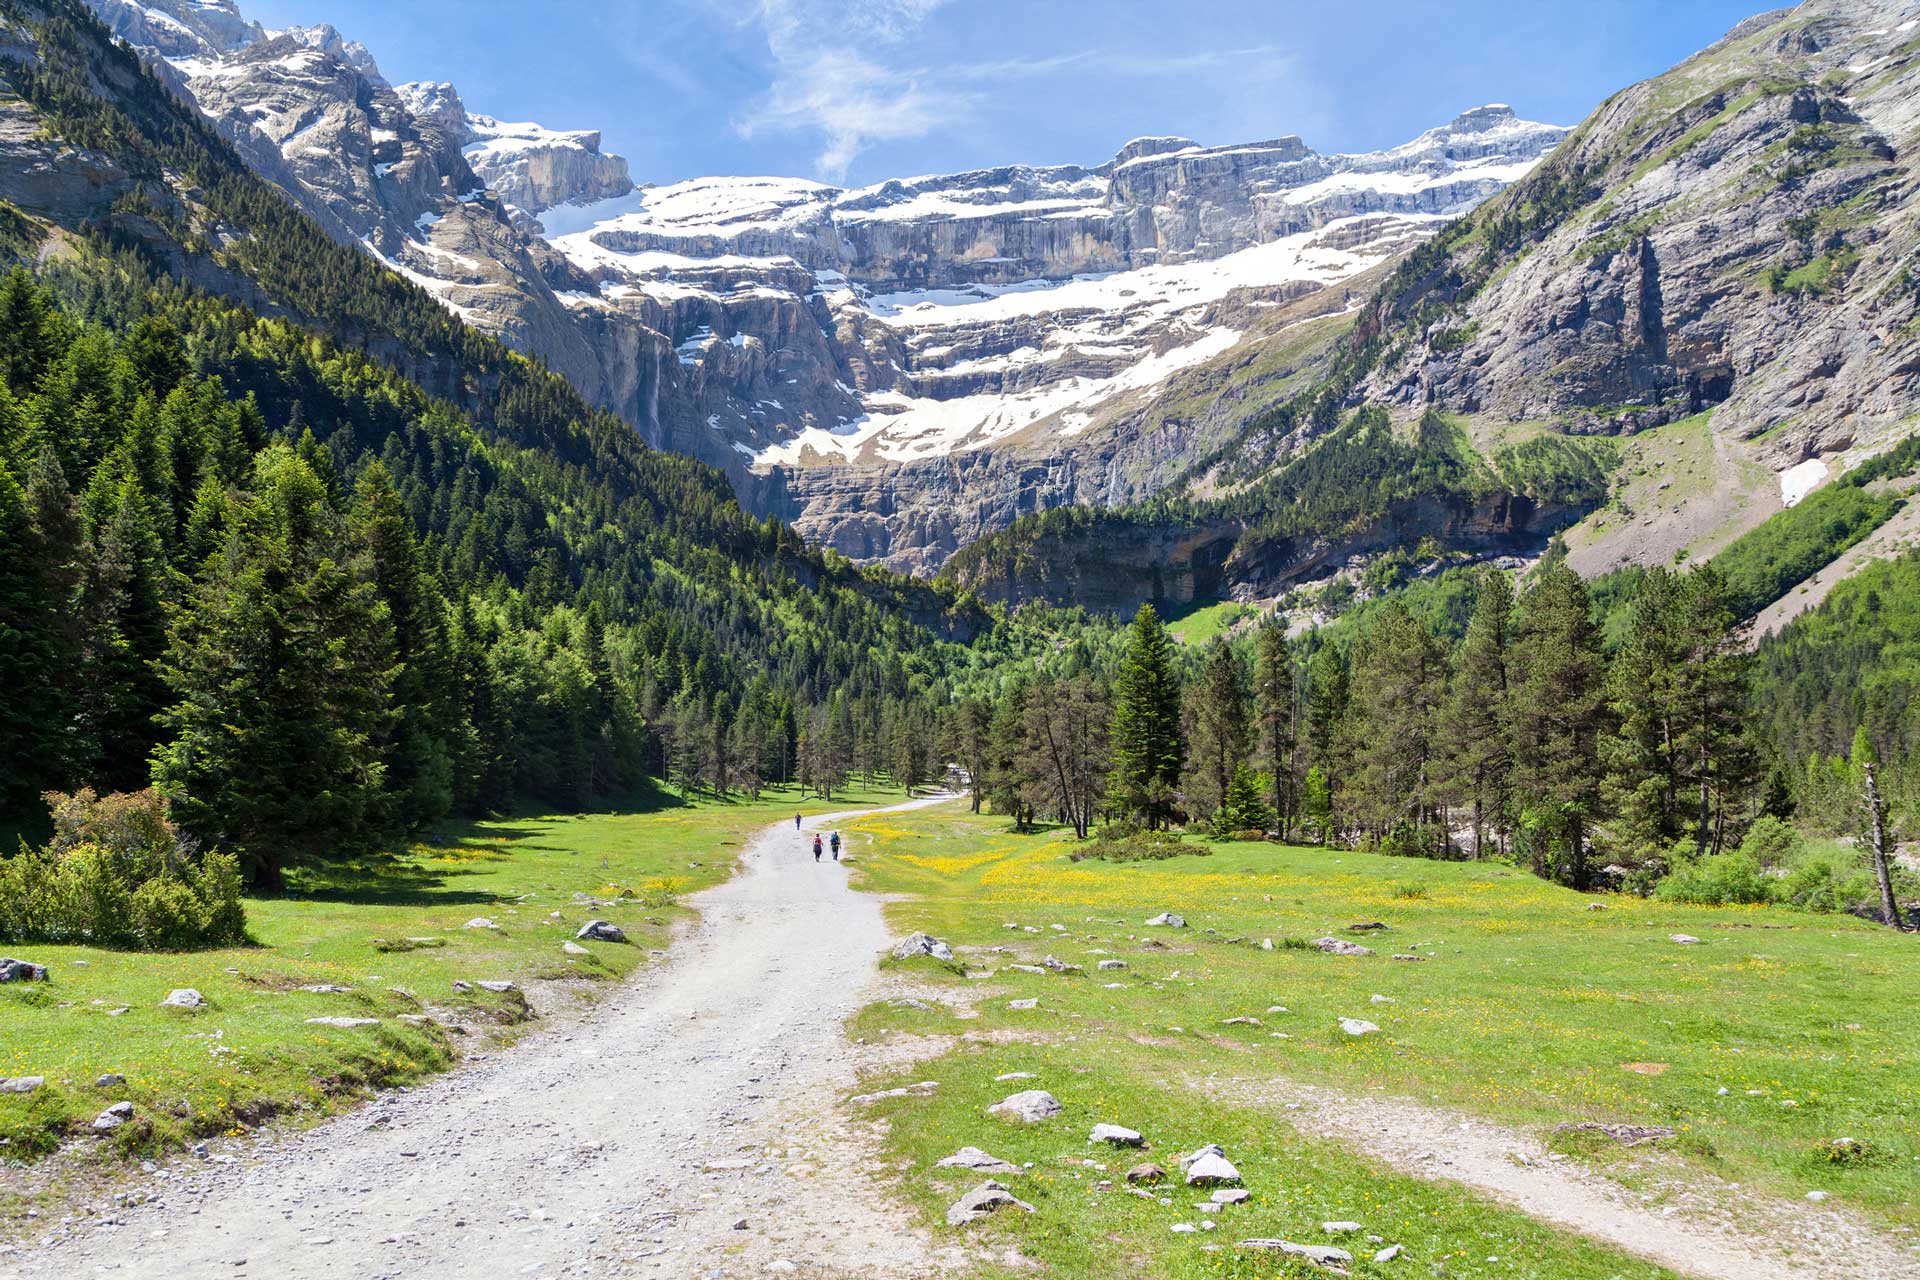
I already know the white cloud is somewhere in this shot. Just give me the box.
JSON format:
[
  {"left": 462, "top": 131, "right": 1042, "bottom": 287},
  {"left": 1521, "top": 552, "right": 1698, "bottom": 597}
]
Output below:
[{"left": 731, "top": 0, "right": 971, "bottom": 179}]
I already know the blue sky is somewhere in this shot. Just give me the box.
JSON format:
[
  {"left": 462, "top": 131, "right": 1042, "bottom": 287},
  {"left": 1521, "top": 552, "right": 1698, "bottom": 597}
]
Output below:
[{"left": 247, "top": 0, "right": 1767, "bottom": 186}]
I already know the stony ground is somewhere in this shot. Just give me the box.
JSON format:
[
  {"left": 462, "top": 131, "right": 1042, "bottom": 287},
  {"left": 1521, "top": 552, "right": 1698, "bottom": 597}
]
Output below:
[{"left": 0, "top": 797, "right": 970, "bottom": 1280}]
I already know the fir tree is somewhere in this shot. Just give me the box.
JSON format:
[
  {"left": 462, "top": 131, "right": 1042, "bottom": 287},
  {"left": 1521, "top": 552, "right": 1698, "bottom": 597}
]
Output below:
[
  {"left": 1441, "top": 570, "right": 1514, "bottom": 857},
  {"left": 1107, "top": 604, "right": 1184, "bottom": 829},
  {"left": 1509, "top": 565, "right": 1607, "bottom": 887},
  {"left": 1183, "top": 641, "right": 1253, "bottom": 822},
  {"left": 1252, "top": 623, "right": 1296, "bottom": 838}
]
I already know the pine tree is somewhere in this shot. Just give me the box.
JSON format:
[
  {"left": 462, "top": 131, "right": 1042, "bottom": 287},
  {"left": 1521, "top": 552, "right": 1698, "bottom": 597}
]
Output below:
[
  {"left": 1183, "top": 641, "right": 1252, "bottom": 823},
  {"left": 1252, "top": 623, "right": 1297, "bottom": 838},
  {"left": 1341, "top": 600, "right": 1446, "bottom": 851},
  {"left": 152, "top": 447, "right": 399, "bottom": 890},
  {"left": 1107, "top": 604, "right": 1184, "bottom": 829},
  {"left": 1509, "top": 565, "right": 1608, "bottom": 887},
  {"left": 1214, "top": 763, "right": 1276, "bottom": 838},
  {"left": 1441, "top": 570, "right": 1514, "bottom": 857}
]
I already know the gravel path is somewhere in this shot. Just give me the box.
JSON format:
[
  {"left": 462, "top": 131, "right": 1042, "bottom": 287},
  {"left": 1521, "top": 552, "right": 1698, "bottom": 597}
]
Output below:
[
  {"left": 1204, "top": 1075, "right": 1920, "bottom": 1280},
  {"left": 5, "top": 796, "right": 965, "bottom": 1280}
]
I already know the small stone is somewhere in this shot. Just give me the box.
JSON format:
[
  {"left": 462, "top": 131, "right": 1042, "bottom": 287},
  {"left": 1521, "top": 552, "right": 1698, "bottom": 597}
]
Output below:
[
  {"left": 850, "top": 1081, "right": 938, "bottom": 1105},
  {"left": 1097, "top": 959, "right": 1128, "bottom": 971},
  {"left": 93, "top": 1101, "right": 135, "bottom": 1132},
  {"left": 1126, "top": 1162, "right": 1166, "bottom": 1185},
  {"left": 987, "top": 1090, "right": 1062, "bottom": 1123},
  {"left": 766, "top": 1262, "right": 797, "bottom": 1275},
  {"left": 1145, "top": 913, "right": 1187, "bottom": 928},
  {"left": 936, "top": 1147, "right": 1018, "bottom": 1175},
  {"left": 1806, "top": 1190, "right": 1828, "bottom": 1202},
  {"left": 946, "top": 1180, "right": 1035, "bottom": 1226},
  {"left": 304, "top": 1017, "right": 380, "bottom": 1028},
  {"left": 1390, "top": 954, "right": 1427, "bottom": 962},
  {"left": 1375, "top": 1243, "right": 1403, "bottom": 1262},
  {"left": 0, "top": 1077, "right": 45, "bottom": 1094},
  {"left": 1007, "top": 998, "right": 1038, "bottom": 1010},
  {"left": 160, "top": 988, "right": 204, "bottom": 1009},
  {"left": 299, "top": 984, "right": 353, "bottom": 994},
  {"left": 1237, "top": 1240, "right": 1353, "bottom": 1266},
  {"left": 1183, "top": 1148, "right": 1241, "bottom": 1187},
  {"left": 1670, "top": 934, "right": 1702, "bottom": 945},
  {"left": 1170, "top": 1223, "right": 1197, "bottom": 1234},
  {"left": 576, "top": 921, "right": 626, "bottom": 943},
  {"left": 1312, "top": 937, "right": 1374, "bottom": 956},
  {"left": 1089, "top": 1123, "right": 1144, "bottom": 1147},
  {"left": 1040, "top": 956, "right": 1082, "bottom": 973},
  {"left": 562, "top": 941, "right": 590, "bottom": 956},
  {"left": 1223, "top": 1016, "right": 1260, "bottom": 1026},
  {"left": 477, "top": 980, "right": 516, "bottom": 993},
  {"left": 1211, "top": 1188, "right": 1249, "bottom": 1204},
  {"left": 994, "top": 1072, "right": 1036, "bottom": 1082},
  {"left": 95, "top": 1073, "right": 126, "bottom": 1088},
  {"left": 891, "top": 932, "right": 954, "bottom": 962},
  {"left": 731, "top": 1218, "right": 749, "bottom": 1231},
  {"left": 1339, "top": 1018, "right": 1380, "bottom": 1037},
  {"left": 1323, "top": 1220, "right": 1363, "bottom": 1233},
  {"left": 1369, "top": 994, "right": 1395, "bottom": 1005},
  {"left": 463, "top": 917, "right": 497, "bottom": 930}
]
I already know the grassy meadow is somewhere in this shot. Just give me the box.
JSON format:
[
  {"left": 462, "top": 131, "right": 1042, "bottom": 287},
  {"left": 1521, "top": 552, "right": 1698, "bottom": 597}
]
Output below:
[
  {"left": 0, "top": 782, "right": 901, "bottom": 1195},
  {"left": 842, "top": 802, "right": 1920, "bottom": 1275}
]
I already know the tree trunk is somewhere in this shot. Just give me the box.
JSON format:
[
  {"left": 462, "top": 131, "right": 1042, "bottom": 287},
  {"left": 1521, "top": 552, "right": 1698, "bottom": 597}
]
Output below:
[{"left": 1863, "top": 763, "right": 1908, "bottom": 930}]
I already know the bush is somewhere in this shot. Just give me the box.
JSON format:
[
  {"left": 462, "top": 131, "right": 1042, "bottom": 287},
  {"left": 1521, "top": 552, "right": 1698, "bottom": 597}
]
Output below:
[
  {"left": 1655, "top": 850, "right": 1774, "bottom": 906},
  {"left": 1738, "top": 816, "right": 1804, "bottom": 869},
  {"left": 0, "top": 790, "right": 247, "bottom": 950},
  {"left": 1069, "top": 829, "right": 1207, "bottom": 863}
]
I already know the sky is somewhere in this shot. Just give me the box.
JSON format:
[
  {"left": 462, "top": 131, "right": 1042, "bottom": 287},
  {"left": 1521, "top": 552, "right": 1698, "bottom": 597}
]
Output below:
[{"left": 245, "top": 0, "right": 1769, "bottom": 187}]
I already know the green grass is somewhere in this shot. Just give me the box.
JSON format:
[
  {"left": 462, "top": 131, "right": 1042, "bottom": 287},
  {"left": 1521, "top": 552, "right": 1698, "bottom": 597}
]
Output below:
[
  {"left": 843, "top": 802, "right": 1920, "bottom": 1273},
  {"left": 0, "top": 781, "right": 904, "bottom": 1183},
  {"left": 1164, "top": 599, "right": 1256, "bottom": 646}
]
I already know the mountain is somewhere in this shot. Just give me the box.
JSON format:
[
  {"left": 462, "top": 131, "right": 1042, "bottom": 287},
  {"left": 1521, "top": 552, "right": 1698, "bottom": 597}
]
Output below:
[
  {"left": 944, "top": 0, "right": 1920, "bottom": 625},
  {"left": 80, "top": 0, "right": 1565, "bottom": 573}
]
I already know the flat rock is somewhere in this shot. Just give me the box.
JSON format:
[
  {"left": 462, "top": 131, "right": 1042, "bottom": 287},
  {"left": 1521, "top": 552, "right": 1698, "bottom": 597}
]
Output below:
[
  {"left": 1223, "top": 1016, "right": 1261, "bottom": 1026},
  {"left": 1007, "top": 997, "right": 1038, "bottom": 1010},
  {"left": 576, "top": 921, "right": 626, "bottom": 943},
  {"left": 0, "top": 1077, "right": 44, "bottom": 1094},
  {"left": 851, "top": 1081, "right": 938, "bottom": 1105},
  {"left": 92, "top": 1101, "right": 134, "bottom": 1132},
  {"left": 891, "top": 932, "right": 954, "bottom": 962},
  {"left": 95, "top": 1073, "right": 126, "bottom": 1088},
  {"left": 1006, "top": 964, "right": 1047, "bottom": 974},
  {"left": 1040, "top": 956, "right": 1082, "bottom": 973},
  {"left": 477, "top": 980, "right": 517, "bottom": 993},
  {"left": 890, "top": 997, "right": 935, "bottom": 1011},
  {"left": 1145, "top": 913, "right": 1187, "bottom": 928},
  {"left": 299, "top": 983, "right": 353, "bottom": 993},
  {"left": 1125, "top": 1162, "right": 1166, "bottom": 1185},
  {"left": 161, "top": 988, "right": 204, "bottom": 1008},
  {"left": 1312, "top": 937, "right": 1374, "bottom": 956},
  {"left": 1211, "top": 1188, "right": 1249, "bottom": 1204},
  {"left": 1323, "top": 1220, "right": 1363, "bottom": 1232},
  {"left": 1090, "top": 1123, "right": 1144, "bottom": 1147},
  {"left": 1340, "top": 1018, "right": 1380, "bottom": 1037},
  {"left": 463, "top": 917, "right": 497, "bottom": 929},
  {"left": 1346, "top": 921, "right": 1389, "bottom": 931},
  {"left": 1390, "top": 954, "right": 1427, "bottom": 962},
  {"left": 1097, "top": 959, "right": 1128, "bottom": 971},
  {"left": 1670, "top": 934, "right": 1702, "bottom": 945},
  {"left": 305, "top": 1017, "right": 380, "bottom": 1028},
  {"left": 0, "top": 958, "right": 49, "bottom": 983},
  {"left": 946, "top": 1179, "right": 1035, "bottom": 1226},
  {"left": 1238, "top": 1239, "right": 1353, "bottom": 1267},
  {"left": 562, "top": 941, "right": 590, "bottom": 956},
  {"left": 987, "top": 1089, "right": 1062, "bottom": 1123},
  {"left": 994, "top": 1071, "right": 1036, "bottom": 1081},
  {"left": 1369, "top": 994, "right": 1395, "bottom": 1004},
  {"left": 1375, "top": 1243, "right": 1403, "bottom": 1262},
  {"left": 937, "top": 1146, "right": 1019, "bottom": 1175}
]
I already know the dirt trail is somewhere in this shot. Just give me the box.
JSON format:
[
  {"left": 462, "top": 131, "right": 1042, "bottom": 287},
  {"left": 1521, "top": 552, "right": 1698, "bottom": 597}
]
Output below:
[
  {"left": 4, "top": 796, "right": 967, "bottom": 1280},
  {"left": 1204, "top": 1075, "right": 1920, "bottom": 1280}
]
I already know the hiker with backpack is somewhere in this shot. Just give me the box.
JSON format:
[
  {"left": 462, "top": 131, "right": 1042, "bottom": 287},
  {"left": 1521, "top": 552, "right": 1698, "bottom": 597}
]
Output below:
[
  {"left": 812, "top": 833, "right": 823, "bottom": 862},
  {"left": 829, "top": 831, "right": 841, "bottom": 861}
]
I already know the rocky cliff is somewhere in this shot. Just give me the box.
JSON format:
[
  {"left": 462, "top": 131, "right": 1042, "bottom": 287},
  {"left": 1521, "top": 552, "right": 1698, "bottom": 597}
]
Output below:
[{"left": 83, "top": 0, "right": 1565, "bottom": 574}]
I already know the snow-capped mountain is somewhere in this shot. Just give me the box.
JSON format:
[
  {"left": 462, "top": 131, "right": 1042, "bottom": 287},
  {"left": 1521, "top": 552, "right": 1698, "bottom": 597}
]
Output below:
[{"left": 91, "top": 0, "right": 1565, "bottom": 573}]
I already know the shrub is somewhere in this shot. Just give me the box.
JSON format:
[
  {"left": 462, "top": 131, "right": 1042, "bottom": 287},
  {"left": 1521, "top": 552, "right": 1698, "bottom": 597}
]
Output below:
[
  {"left": 1737, "top": 815, "right": 1804, "bottom": 869},
  {"left": 1655, "top": 850, "right": 1774, "bottom": 906},
  {"left": 0, "top": 790, "right": 247, "bottom": 950},
  {"left": 1212, "top": 766, "right": 1276, "bottom": 839},
  {"left": 1393, "top": 882, "right": 1430, "bottom": 900},
  {"left": 1069, "top": 830, "right": 1207, "bottom": 863}
]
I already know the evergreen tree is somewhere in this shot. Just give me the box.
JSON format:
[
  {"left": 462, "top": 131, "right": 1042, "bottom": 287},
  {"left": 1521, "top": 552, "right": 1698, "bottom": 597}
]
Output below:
[
  {"left": 1183, "top": 641, "right": 1253, "bottom": 822},
  {"left": 1303, "top": 644, "right": 1349, "bottom": 838},
  {"left": 152, "top": 448, "right": 399, "bottom": 889},
  {"left": 1341, "top": 600, "right": 1446, "bottom": 851},
  {"left": 1252, "top": 623, "right": 1296, "bottom": 838},
  {"left": 1107, "top": 604, "right": 1184, "bottom": 829},
  {"left": 1214, "top": 763, "right": 1276, "bottom": 838},
  {"left": 1508, "top": 565, "right": 1608, "bottom": 887},
  {"left": 1441, "top": 570, "right": 1514, "bottom": 857}
]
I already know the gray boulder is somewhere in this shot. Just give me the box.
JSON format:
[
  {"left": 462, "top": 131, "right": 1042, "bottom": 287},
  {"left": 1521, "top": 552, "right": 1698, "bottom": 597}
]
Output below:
[
  {"left": 1182, "top": 1145, "right": 1241, "bottom": 1187},
  {"left": 1237, "top": 1240, "right": 1353, "bottom": 1266},
  {"left": 95, "top": 1072, "right": 126, "bottom": 1088},
  {"left": 1145, "top": 913, "right": 1187, "bottom": 928},
  {"left": 0, "top": 1076, "right": 44, "bottom": 1094},
  {"left": 1339, "top": 1018, "right": 1380, "bottom": 1037},
  {"left": 93, "top": 1101, "right": 135, "bottom": 1132},
  {"left": 161, "top": 988, "right": 204, "bottom": 1008},
  {"left": 946, "top": 1180, "right": 1035, "bottom": 1226},
  {"left": 562, "top": 941, "right": 591, "bottom": 956},
  {"left": 576, "top": 921, "right": 626, "bottom": 943},
  {"left": 936, "top": 1146, "right": 1018, "bottom": 1174},
  {"left": 1312, "top": 937, "right": 1374, "bottom": 956},
  {"left": 1090, "top": 1123, "right": 1144, "bottom": 1147},
  {"left": 987, "top": 1090, "right": 1062, "bottom": 1123},
  {"left": 0, "top": 958, "right": 48, "bottom": 983},
  {"left": 1097, "top": 959, "right": 1128, "bottom": 971},
  {"left": 477, "top": 980, "right": 517, "bottom": 993},
  {"left": 891, "top": 932, "right": 955, "bottom": 962}
]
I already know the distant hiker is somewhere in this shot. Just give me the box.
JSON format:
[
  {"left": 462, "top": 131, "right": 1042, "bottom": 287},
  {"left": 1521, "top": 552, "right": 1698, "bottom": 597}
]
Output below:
[
  {"left": 813, "top": 833, "right": 824, "bottom": 862},
  {"left": 794, "top": 812, "right": 802, "bottom": 830},
  {"left": 830, "top": 831, "right": 841, "bottom": 861}
]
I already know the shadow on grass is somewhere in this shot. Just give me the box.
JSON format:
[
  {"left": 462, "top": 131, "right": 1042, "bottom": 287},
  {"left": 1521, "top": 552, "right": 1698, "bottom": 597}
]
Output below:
[{"left": 285, "top": 855, "right": 503, "bottom": 908}]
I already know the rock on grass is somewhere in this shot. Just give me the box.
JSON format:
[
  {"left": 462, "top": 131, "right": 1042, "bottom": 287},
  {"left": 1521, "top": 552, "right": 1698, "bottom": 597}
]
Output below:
[
  {"left": 946, "top": 1180, "right": 1035, "bottom": 1226},
  {"left": 936, "top": 1147, "right": 1019, "bottom": 1175},
  {"left": 987, "top": 1090, "right": 1062, "bottom": 1123}
]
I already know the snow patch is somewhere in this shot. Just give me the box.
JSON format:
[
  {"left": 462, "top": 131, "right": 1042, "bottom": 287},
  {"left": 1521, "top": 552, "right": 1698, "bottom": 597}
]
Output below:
[{"left": 1779, "top": 458, "right": 1827, "bottom": 508}]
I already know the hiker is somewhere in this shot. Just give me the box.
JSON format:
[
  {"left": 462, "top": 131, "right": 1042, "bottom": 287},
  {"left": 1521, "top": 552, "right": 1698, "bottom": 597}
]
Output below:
[
  {"left": 830, "top": 831, "right": 841, "bottom": 861},
  {"left": 794, "top": 812, "right": 801, "bottom": 831},
  {"left": 812, "top": 833, "right": 823, "bottom": 862}
]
